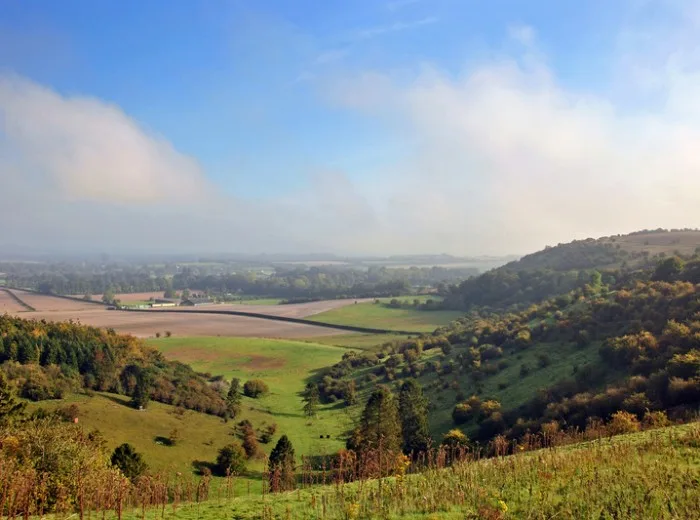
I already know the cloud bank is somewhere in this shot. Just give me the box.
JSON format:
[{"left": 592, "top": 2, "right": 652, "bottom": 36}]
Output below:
[{"left": 2, "top": 3, "right": 700, "bottom": 256}]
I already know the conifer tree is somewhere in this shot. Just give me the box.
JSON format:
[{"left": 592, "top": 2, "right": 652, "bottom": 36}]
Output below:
[
  {"left": 399, "top": 378, "right": 432, "bottom": 455},
  {"left": 268, "top": 435, "right": 295, "bottom": 491},
  {"left": 302, "top": 383, "right": 319, "bottom": 417},
  {"left": 0, "top": 372, "right": 25, "bottom": 425},
  {"left": 358, "top": 385, "right": 402, "bottom": 452}
]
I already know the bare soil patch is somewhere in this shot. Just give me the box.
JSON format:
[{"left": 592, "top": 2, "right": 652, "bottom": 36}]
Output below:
[
  {"left": 10, "top": 290, "right": 99, "bottom": 312},
  {"left": 0, "top": 290, "right": 28, "bottom": 313},
  {"left": 4, "top": 306, "right": 347, "bottom": 339}
]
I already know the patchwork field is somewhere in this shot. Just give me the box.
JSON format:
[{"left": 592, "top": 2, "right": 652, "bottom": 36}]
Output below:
[
  {"left": 3, "top": 290, "right": 363, "bottom": 339},
  {"left": 308, "top": 300, "right": 463, "bottom": 333}
]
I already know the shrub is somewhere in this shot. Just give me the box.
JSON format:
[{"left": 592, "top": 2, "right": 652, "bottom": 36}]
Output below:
[
  {"left": 216, "top": 442, "right": 247, "bottom": 476},
  {"left": 607, "top": 410, "right": 640, "bottom": 435},
  {"left": 111, "top": 443, "right": 147, "bottom": 480},
  {"left": 519, "top": 364, "right": 531, "bottom": 378},
  {"left": 243, "top": 379, "right": 269, "bottom": 398},
  {"left": 441, "top": 429, "right": 469, "bottom": 448},
  {"left": 642, "top": 410, "right": 671, "bottom": 429}
]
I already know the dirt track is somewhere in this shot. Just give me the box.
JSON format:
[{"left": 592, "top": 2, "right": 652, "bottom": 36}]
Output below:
[{"left": 5, "top": 290, "right": 361, "bottom": 339}]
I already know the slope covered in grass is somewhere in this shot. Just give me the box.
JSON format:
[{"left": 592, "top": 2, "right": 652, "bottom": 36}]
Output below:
[
  {"left": 150, "top": 336, "right": 358, "bottom": 458},
  {"left": 115, "top": 422, "right": 700, "bottom": 519}
]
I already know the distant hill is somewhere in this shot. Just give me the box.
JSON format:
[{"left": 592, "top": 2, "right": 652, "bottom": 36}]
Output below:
[
  {"left": 513, "top": 229, "right": 700, "bottom": 272},
  {"left": 444, "top": 229, "right": 700, "bottom": 310},
  {"left": 318, "top": 256, "right": 700, "bottom": 443}
]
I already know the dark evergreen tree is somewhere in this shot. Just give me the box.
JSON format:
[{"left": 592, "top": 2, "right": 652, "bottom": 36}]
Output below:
[
  {"left": 302, "top": 383, "right": 319, "bottom": 417},
  {"left": 268, "top": 435, "right": 295, "bottom": 491},
  {"left": 111, "top": 443, "right": 147, "bottom": 480},
  {"left": 0, "top": 372, "right": 25, "bottom": 425},
  {"left": 357, "top": 386, "right": 402, "bottom": 452},
  {"left": 398, "top": 379, "right": 431, "bottom": 455}
]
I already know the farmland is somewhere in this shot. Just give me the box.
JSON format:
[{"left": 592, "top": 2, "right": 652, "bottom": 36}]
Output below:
[
  {"left": 308, "top": 300, "right": 462, "bottom": 333},
  {"left": 1, "top": 290, "right": 374, "bottom": 339}
]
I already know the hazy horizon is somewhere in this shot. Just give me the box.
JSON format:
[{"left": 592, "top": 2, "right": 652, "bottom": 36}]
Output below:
[{"left": 2, "top": 1, "right": 700, "bottom": 256}]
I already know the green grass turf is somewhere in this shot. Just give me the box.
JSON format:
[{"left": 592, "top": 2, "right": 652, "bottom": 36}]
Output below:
[
  {"left": 226, "top": 298, "right": 284, "bottom": 305},
  {"left": 149, "top": 336, "right": 359, "bottom": 460},
  {"left": 308, "top": 301, "right": 462, "bottom": 333},
  {"left": 300, "top": 333, "right": 416, "bottom": 351}
]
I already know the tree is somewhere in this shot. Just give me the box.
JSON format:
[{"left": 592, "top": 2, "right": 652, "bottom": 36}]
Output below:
[
  {"left": 240, "top": 421, "right": 260, "bottom": 458},
  {"left": 243, "top": 379, "right": 269, "bottom": 398},
  {"left": 168, "top": 427, "right": 180, "bottom": 446},
  {"left": 302, "top": 383, "right": 319, "bottom": 418},
  {"left": 398, "top": 379, "right": 431, "bottom": 455},
  {"left": 181, "top": 288, "right": 191, "bottom": 301},
  {"left": 227, "top": 378, "right": 242, "bottom": 417},
  {"left": 102, "top": 288, "right": 116, "bottom": 305},
  {"left": 268, "top": 435, "right": 295, "bottom": 492},
  {"left": 0, "top": 371, "right": 25, "bottom": 425},
  {"left": 111, "top": 443, "right": 147, "bottom": 480},
  {"left": 356, "top": 386, "right": 402, "bottom": 453},
  {"left": 83, "top": 292, "right": 93, "bottom": 301},
  {"left": 652, "top": 256, "right": 684, "bottom": 282},
  {"left": 215, "top": 442, "right": 246, "bottom": 476}
]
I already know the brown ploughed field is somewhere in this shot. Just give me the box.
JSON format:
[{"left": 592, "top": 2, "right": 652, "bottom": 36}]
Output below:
[
  {"left": 0, "top": 289, "right": 29, "bottom": 313},
  {"left": 5, "top": 290, "right": 353, "bottom": 339}
]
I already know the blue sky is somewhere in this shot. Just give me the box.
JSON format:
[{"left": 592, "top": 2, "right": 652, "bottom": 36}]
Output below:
[{"left": 1, "top": 0, "right": 699, "bottom": 255}]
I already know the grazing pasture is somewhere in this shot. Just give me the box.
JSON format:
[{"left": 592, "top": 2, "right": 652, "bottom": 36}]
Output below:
[
  {"left": 308, "top": 301, "right": 463, "bottom": 333},
  {"left": 150, "top": 336, "right": 358, "bottom": 458}
]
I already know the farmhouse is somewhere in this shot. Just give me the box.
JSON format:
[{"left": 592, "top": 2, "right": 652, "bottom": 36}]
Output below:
[
  {"left": 150, "top": 298, "right": 179, "bottom": 308},
  {"left": 181, "top": 297, "right": 213, "bottom": 307}
]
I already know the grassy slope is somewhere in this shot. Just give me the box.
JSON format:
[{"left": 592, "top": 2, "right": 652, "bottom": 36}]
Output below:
[
  {"left": 30, "top": 337, "right": 358, "bottom": 494},
  {"left": 150, "top": 337, "right": 358, "bottom": 460},
  {"left": 308, "top": 301, "right": 462, "bottom": 333},
  {"left": 115, "top": 422, "right": 700, "bottom": 519}
]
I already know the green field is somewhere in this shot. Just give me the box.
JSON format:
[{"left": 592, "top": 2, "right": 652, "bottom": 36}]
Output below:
[
  {"left": 112, "top": 422, "right": 700, "bottom": 519},
  {"left": 149, "top": 337, "right": 359, "bottom": 459},
  {"left": 226, "top": 298, "right": 284, "bottom": 305},
  {"left": 308, "top": 301, "right": 462, "bottom": 333},
  {"left": 302, "top": 333, "right": 416, "bottom": 351}
]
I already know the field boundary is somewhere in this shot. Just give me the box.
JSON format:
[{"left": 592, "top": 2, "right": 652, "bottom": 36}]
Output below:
[
  {"left": 0, "top": 287, "right": 35, "bottom": 311},
  {"left": 1, "top": 286, "right": 108, "bottom": 307},
  {"left": 119, "top": 307, "right": 419, "bottom": 335}
]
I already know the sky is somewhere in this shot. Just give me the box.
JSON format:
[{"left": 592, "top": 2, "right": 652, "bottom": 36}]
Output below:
[{"left": 1, "top": 0, "right": 700, "bottom": 256}]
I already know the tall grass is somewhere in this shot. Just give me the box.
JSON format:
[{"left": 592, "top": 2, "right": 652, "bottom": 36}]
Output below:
[{"left": 6, "top": 421, "right": 696, "bottom": 519}]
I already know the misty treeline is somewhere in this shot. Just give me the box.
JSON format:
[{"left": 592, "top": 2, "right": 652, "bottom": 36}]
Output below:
[
  {"left": 0, "top": 315, "right": 229, "bottom": 415},
  {"left": 2, "top": 262, "right": 477, "bottom": 299}
]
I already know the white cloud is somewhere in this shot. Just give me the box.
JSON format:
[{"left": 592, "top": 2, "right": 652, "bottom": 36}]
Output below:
[
  {"left": 0, "top": 75, "right": 212, "bottom": 205},
  {"left": 322, "top": 20, "right": 700, "bottom": 254}
]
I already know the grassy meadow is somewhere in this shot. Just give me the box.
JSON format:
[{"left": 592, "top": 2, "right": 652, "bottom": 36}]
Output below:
[
  {"left": 308, "top": 300, "right": 462, "bottom": 333},
  {"left": 104, "top": 421, "right": 700, "bottom": 519},
  {"left": 301, "top": 333, "right": 415, "bottom": 351},
  {"left": 149, "top": 336, "right": 360, "bottom": 461}
]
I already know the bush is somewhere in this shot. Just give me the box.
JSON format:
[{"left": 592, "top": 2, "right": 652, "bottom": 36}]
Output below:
[
  {"left": 607, "top": 410, "right": 640, "bottom": 435},
  {"left": 243, "top": 379, "right": 269, "bottom": 398},
  {"left": 216, "top": 442, "right": 247, "bottom": 476},
  {"left": 111, "top": 443, "right": 147, "bottom": 480}
]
